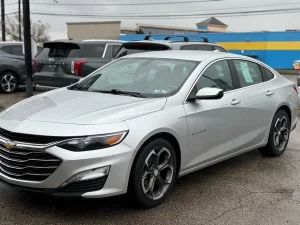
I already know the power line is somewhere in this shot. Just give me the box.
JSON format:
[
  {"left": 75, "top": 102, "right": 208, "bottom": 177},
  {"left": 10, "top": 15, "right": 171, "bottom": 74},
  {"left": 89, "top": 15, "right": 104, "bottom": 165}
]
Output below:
[
  {"left": 30, "top": 0, "right": 221, "bottom": 6},
  {"left": 30, "top": 1, "right": 300, "bottom": 16},
  {"left": 30, "top": 7, "right": 300, "bottom": 19}
]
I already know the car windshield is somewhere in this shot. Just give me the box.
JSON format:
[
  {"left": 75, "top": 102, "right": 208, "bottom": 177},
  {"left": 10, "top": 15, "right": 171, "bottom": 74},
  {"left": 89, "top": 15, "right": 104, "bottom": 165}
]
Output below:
[{"left": 72, "top": 58, "right": 199, "bottom": 98}]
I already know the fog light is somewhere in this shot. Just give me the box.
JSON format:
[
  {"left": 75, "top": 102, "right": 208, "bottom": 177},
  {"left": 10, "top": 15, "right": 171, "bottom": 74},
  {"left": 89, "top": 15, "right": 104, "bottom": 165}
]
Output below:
[{"left": 60, "top": 166, "right": 110, "bottom": 187}]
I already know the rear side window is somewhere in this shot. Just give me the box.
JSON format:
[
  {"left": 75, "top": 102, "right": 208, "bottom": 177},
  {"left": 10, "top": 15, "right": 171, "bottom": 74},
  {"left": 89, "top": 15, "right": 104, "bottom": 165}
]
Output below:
[
  {"left": 233, "top": 60, "right": 263, "bottom": 87},
  {"left": 261, "top": 66, "right": 275, "bottom": 81},
  {"left": 112, "top": 45, "right": 121, "bottom": 57},
  {"left": 39, "top": 42, "right": 81, "bottom": 58},
  {"left": 1, "top": 45, "right": 23, "bottom": 56},
  {"left": 214, "top": 46, "right": 227, "bottom": 52},
  {"left": 180, "top": 45, "right": 196, "bottom": 50},
  {"left": 195, "top": 45, "right": 214, "bottom": 51},
  {"left": 115, "top": 43, "right": 169, "bottom": 59},
  {"left": 82, "top": 44, "right": 105, "bottom": 58},
  {"left": 180, "top": 44, "right": 214, "bottom": 51}
]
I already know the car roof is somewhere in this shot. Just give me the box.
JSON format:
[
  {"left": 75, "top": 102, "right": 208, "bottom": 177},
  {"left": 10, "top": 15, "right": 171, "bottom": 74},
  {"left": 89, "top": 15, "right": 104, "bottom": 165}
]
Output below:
[
  {"left": 50, "top": 39, "right": 125, "bottom": 44},
  {"left": 123, "top": 50, "right": 233, "bottom": 61},
  {"left": 0, "top": 41, "right": 23, "bottom": 45},
  {"left": 125, "top": 40, "right": 217, "bottom": 46}
]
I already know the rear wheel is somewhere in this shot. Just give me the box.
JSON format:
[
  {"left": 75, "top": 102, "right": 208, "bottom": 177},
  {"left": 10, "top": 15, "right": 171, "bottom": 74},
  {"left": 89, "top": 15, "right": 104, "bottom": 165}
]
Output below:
[
  {"left": 0, "top": 72, "right": 18, "bottom": 93},
  {"left": 130, "top": 138, "right": 177, "bottom": 208},
  {"left": 258, "top": 110, "right": 290, "bottom": 157}
]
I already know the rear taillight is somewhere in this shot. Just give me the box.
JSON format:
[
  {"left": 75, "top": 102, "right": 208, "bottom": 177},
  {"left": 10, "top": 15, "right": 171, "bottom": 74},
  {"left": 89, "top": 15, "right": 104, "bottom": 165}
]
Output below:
[
  {"left": 71, "top": 60, "right": 88, "bottom": 76},
  {"left": 33, "top": 58, "right": 37, "bottom": 71},
  {"left": 293, "top": 84, "right": 299, "bottom": 94}
]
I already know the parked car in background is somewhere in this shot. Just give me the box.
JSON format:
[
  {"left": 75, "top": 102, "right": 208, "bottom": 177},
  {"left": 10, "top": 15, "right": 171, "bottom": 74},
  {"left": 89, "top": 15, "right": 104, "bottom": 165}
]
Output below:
[
  {"left": 0, "top": 51, "right": 297, "bottom": 208},
  {"left": 114, "top": 35, "right": 228, "bottom": 59},
  {"left": 33, "top": 39, "right": 124, "bottom": 90},
  {"left": 0, "top": 42, "right": 42, "bottom": 93}
]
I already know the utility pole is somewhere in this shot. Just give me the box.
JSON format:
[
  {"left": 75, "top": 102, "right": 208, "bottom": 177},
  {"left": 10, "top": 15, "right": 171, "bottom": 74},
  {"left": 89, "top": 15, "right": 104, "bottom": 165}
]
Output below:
[
  {"left": 1, "top": 0, "right": 5, "bottom": 41},
  {"left": 18, "top": 0, "right": 21, "bottom": 41},
  {"left": 23, "top": 0, "right": 33, "bottom": 97}
]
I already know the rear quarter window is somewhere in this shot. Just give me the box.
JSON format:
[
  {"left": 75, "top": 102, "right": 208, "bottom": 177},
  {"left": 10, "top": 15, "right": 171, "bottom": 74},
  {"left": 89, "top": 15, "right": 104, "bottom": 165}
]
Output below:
[{"left": 261, "top": 66, "right": 275, "bottom": 81}]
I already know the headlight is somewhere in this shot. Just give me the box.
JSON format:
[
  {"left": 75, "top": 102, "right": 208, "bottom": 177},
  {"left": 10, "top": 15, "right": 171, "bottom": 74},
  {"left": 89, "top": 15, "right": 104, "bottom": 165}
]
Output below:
[{"left": 58, "top": 131, "right": 128, "bottom": 151}]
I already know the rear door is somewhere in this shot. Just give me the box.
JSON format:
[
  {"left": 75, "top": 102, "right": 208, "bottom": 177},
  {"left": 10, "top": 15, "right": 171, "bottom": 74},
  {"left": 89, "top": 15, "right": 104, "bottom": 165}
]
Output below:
[
  {"left": 229, "top": 59, "right": 278, "bottom": 149},
  {"left": 34, "top": 42, "right": 81, "bottom": 88}
]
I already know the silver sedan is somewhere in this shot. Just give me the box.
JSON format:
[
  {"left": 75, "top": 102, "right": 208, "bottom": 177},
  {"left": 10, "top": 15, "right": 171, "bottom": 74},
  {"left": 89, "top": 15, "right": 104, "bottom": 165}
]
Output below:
[{"left": 0, "top": 51, "right": 298, "bottom": 208}]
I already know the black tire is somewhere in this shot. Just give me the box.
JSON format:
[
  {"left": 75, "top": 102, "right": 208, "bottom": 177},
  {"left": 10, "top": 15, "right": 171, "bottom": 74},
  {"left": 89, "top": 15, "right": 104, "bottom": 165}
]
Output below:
[
  {"left": 130, "top": 138, "right": 177, "bottom": 208},
  {"left": 258, "top": 110, "right": 290, "bottom": 157},
  {"left": 0, "top": 72, "right": 18, "bottom": 93}
]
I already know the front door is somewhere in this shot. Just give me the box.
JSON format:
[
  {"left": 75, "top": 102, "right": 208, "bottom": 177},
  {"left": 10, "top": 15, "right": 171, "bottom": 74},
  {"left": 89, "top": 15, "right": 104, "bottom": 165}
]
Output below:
[{"left": 184, "top": 59, "right": 243, "bottom": 170}]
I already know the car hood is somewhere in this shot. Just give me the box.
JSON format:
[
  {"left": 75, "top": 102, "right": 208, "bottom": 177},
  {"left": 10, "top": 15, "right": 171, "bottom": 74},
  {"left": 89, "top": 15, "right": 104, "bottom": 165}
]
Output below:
[{"left": 2, "top": 89, "right": 167, "bottom": 125}]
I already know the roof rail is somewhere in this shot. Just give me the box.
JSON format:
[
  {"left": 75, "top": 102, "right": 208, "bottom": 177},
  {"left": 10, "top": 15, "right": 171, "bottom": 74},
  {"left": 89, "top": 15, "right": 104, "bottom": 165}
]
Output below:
[
  {"left": 144, "top": 35, "right": 154, "bottom": 40},
  {"left": 201, "top": 36, "right": 209, "bottom": 43},
  {"left": 164, "top": 36, "right": 189, "bottom": 42}
]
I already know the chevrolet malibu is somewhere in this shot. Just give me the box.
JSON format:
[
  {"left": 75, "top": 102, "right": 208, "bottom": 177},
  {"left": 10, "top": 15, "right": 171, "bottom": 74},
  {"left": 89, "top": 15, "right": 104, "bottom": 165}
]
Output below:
[{"left": 0, "top": 51, "right": 298, "bottom": 208}]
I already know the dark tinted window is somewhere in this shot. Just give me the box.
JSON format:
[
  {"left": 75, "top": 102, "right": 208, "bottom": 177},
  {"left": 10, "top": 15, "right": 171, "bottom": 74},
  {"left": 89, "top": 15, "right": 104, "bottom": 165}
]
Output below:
[
  {"left": 233, "top": 60, "right": 263, "bottom": 87},
  {"left": 82, "top": 44, "right": 105, "bottom": 58},
  {"left": 39, "top": 42, "right": 81, "bottom": 58},
  {"left": 195, "top": 45, "right": 214, "bottom": 51},
  {"left": 214, "top": 46, "right": 227, "bottom": 52},
  {"left": 1, "top": 45, "right": 23, "bottom": 56},
  {"left": 261, "top": 67, "right": 275, "bottom": 81},
  {"left": 112, "top": 45, "right": 121, "bottom": 57},
  {"left": 180, "top": 45, "right": 196, "bottom": 50},
  {"left": 192, "top": 60, "right": 233, "bottom": 95}
]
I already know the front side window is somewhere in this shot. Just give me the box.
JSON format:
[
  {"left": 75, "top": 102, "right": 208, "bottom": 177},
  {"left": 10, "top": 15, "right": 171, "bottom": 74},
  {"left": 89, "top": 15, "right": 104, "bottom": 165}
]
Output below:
[
  {"left": 73, "top": 58, "right": 199, "bottom": 98},
  {"left": 233, "top": 60, "right": 263, "bottom": 87},
  {"left": 192, "top": 60, "right": 233, "bottom": 95}
]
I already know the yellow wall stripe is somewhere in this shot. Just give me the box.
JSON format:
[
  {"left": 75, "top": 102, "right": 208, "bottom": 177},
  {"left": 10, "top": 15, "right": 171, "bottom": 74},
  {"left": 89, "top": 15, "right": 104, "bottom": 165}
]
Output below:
[{"left": 216, "top": 41, "right": 300, "bottom": 50}]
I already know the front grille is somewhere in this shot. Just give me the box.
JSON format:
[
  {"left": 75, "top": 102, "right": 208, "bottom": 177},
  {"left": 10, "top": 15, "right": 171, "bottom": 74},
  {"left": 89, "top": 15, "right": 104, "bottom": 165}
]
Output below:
[
  {"left": 0, "top": 128, "right": 70, "bottom": 144},
  {"left": 0, "top": 146, "right": 62, "bottom": 182},
  {"left": 58, "top": 176, "right": 108, "bottom": 193}
]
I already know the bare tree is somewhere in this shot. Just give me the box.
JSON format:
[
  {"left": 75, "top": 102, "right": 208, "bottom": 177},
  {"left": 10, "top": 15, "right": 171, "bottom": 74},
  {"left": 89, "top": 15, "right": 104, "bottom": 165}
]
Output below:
[{"left": 5, "top": 13, "right": 50, "bottom": 45}]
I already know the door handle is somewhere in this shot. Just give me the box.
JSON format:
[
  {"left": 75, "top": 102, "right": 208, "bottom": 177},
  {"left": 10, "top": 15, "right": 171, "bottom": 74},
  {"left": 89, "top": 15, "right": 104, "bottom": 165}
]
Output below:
[
  {"left": 12, "top": 59, "right": 19, "bottom": 62},
  {"left": 231, "top": 99, "right": 241, "bottom": 106},
  {"left": 266, "top": 90, "right": 275, "bottom": 96}
]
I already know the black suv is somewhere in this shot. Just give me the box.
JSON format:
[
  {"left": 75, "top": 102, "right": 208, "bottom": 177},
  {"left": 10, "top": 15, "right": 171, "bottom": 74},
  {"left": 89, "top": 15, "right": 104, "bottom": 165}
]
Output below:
[
  {"left": 115, "top": 35, "right": 228, "bottom": 59},
  {"left": 33, "top": 39, "right": 124, "bottom": 90},
  {"left": 0, "top": 42, "right": 42, "bottom": 93}
]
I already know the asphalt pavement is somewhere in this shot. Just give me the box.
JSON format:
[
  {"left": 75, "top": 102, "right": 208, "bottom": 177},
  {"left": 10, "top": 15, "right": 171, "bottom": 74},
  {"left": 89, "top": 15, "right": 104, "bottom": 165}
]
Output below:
[{"left": 0, "top": 75, "right": 299, "bottom": 225}]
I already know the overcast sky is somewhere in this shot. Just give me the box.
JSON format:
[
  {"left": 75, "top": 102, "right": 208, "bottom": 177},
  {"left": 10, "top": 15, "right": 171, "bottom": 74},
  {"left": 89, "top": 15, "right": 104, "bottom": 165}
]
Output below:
[{"left": 5, "top": 0, "right": 300, "bottom": 40}]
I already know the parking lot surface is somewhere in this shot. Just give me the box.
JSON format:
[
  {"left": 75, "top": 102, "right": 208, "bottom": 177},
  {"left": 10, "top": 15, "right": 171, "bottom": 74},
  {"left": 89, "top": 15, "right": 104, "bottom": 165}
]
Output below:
[{"left": 0, "top": 75, "right": 299, "bottom": 225}]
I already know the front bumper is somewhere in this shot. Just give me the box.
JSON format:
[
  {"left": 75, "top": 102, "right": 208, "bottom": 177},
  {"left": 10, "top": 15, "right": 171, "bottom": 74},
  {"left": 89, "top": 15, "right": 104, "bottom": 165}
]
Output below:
[{"left": 0, "top": 143, "right": 135, "bottom": 198}]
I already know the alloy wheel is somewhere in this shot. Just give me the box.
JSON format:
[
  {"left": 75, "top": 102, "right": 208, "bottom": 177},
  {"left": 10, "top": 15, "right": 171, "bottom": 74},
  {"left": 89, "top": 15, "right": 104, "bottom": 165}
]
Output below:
[
  {"left": 273, "top": 116, "right": 289, "bottom": 151},
  {"left": 142, "top": 147, "right": 174, "bottom": 200},
  {"left": 1, "top": 74, "right": 17, "bottom": 93}
]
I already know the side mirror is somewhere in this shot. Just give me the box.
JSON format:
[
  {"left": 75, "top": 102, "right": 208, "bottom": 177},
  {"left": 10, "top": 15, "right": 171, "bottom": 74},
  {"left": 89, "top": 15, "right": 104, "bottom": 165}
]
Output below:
[{"left": 188, "top": 87, "right": 224, "bottom": 101}]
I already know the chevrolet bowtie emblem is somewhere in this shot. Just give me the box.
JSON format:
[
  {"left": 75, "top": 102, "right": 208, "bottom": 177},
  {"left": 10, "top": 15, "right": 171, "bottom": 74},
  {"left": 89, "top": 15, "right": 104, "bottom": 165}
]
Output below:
[{"left": 3, "top": 141, "right": 16, "bottom": 149}]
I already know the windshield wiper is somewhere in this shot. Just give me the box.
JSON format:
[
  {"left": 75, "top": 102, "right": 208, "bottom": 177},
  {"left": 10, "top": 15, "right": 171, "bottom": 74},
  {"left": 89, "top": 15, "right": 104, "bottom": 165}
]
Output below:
[{"left": 92, "top": 89, "right": 146, "bottom": 98}]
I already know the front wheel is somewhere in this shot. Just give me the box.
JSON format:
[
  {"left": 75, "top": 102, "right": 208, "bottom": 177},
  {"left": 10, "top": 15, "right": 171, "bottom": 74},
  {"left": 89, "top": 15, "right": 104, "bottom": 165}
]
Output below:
[
  {"left": 130, "top": 138, "right": 177, "bottom": 208},
  {"left": 258, "top": 110, "right": 290, "bottom": 157}
]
